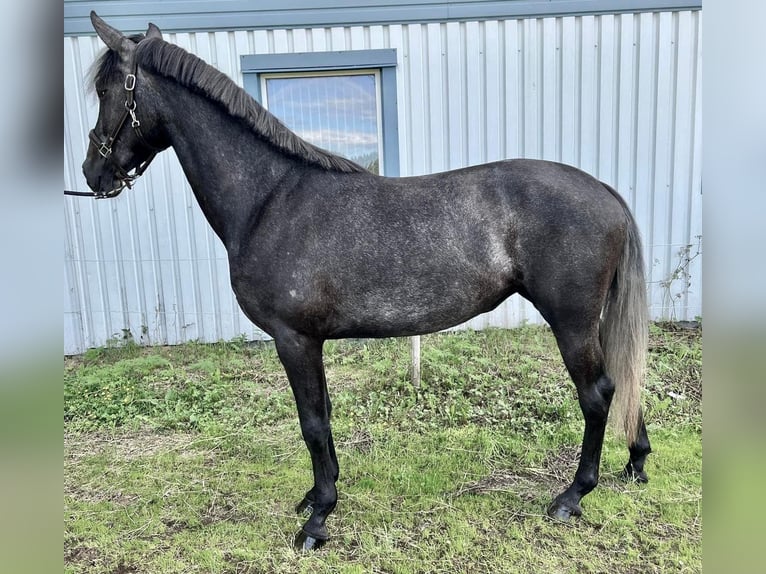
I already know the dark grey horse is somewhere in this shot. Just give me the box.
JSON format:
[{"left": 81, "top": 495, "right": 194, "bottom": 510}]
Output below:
[{"left": 82, "top": 12, "right": 652, "bottom": 550}]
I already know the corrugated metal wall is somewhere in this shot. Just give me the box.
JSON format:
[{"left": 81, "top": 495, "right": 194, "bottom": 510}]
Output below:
[{"left": 64, "top": 11, "right": 702, "bottom": 354}]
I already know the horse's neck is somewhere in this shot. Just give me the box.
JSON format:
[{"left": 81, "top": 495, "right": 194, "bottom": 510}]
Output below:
[{"left": 159, "top": 84, "right": 299, "bottom": 252}]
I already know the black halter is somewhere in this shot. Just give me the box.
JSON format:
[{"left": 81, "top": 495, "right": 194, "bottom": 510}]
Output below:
[{"left": 66, "top": 48, "right": 161, "bottom": 199}]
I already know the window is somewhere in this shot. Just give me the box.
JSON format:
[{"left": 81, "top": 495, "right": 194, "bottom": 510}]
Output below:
[
  {"left": 261, "top": 70, "right": 382, "bottom": 173},
  {"left": 241, "top": 50, "right": 399, "bottom": 176}
]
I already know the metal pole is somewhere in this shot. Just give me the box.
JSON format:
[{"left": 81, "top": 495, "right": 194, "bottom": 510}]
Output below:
[{"left": 410, "top": 335, "right": 421, "bottom": 388}]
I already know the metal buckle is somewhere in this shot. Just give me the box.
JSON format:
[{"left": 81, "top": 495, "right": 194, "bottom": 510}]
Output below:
[
  {"left": 124, "top": 74, "right": 136, "bottom": 91},
  {"left": 97, "top": 142, "right": 112, "bottom": 158}
]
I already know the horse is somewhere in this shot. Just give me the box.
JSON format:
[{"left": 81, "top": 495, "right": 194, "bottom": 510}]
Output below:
[{"left": 81, "top": 12, "right": 652, "bottom": 550}]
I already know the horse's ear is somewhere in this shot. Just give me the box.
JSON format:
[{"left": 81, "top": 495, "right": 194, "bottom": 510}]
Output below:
[
  {"left": 90, "top": 11, "right": 130, "bottom": 53},
  {"left": 146, "top": 22, "right": 162, "bottom": 40}
]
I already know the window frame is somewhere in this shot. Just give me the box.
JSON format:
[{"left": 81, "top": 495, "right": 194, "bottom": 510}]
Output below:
[
  {"left": 259, "top": 68, "right": 386, "bottom": 174},
  {"left": 241, "top": 49, "right": 400, "bottom": 176}
]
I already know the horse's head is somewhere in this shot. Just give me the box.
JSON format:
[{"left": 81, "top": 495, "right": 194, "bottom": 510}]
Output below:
[{"left": 82, "top": 12, "right": 165, "bottom": 198}]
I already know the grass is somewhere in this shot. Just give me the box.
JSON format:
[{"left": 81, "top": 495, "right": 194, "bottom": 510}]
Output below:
[{"left": 64, "top": 323, "right": 701, "bottom": 573}]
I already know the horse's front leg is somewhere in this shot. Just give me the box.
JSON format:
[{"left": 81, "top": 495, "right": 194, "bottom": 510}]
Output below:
[{"left": 274, "top": 331, "right": 338, "bottom": 550}]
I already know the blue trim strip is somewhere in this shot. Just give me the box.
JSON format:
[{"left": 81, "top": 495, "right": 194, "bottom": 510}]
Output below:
[
  {"left": 242, "top": 73, "right": 263, "bottom": 104},
  {"left": 379, "top": 66, "right": 400, "bottom": 177},
  {"left": 65, "top": 0, "right": 702, "bottom": 35},
  {"left": 242, "top": 50, "right": 398, "bottom": 73}
]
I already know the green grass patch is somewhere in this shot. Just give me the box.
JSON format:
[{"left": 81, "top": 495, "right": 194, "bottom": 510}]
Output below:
[{"left": 65, "top": 323, "right": 701, "bottom": 573}]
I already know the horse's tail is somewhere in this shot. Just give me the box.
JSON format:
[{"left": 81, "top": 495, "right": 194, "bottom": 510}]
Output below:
[{"left": 600, "top": 184, "right": 648, "bottom": 446}]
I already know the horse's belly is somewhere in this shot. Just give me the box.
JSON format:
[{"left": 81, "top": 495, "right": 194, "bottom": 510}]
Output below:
[{"left": 327, "top": 277, "right": 515, "bottom": 338}]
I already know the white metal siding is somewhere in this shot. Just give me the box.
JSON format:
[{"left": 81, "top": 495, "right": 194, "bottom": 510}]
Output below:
[{"left": 64, "top": 11, "right": 702, "bottom": 354}]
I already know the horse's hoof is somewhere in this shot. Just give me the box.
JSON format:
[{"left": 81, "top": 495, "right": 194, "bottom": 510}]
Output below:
[
  {"left": 294, "top": 529, "right": 327, "bottom": 551},
  {"left": 547, "top": 500, "right": 582, "bottom": 522},
  {"left": 622, "top": 462, "right": 649, "bottom": 483}
]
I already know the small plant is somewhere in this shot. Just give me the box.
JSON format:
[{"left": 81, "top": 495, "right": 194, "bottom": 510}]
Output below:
[{"left": 659, "top": 235, "right": 702, "bottom": 320}]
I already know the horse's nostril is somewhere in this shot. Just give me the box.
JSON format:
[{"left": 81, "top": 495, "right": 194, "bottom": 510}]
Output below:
[{"left": 82, "top": 161, "right": 103, "bottom": 193}]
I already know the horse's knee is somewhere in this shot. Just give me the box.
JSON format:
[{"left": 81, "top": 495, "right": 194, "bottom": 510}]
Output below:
[{"left": 300, "top": 415, "right": 330, "bottom": 444}]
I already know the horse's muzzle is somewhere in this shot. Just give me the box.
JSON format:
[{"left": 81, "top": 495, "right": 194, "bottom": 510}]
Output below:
[{"left": 82, "top": 155, "right": 119, "bottom": 197}]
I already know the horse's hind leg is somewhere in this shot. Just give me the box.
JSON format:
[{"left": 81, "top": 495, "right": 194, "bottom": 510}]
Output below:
[
  {"left": 624, "top": 410, "right": 651, "bottom": 483},
  {"left": 546, "top": 321, "right": 614, "bottom": 520},
  {"left": 274, "top": 331, "right": 338, "bottom": 550}
]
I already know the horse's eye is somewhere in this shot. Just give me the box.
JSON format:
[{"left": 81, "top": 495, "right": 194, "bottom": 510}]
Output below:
[{"left": 97, "top": 89, "right": 107, "bottom": 99}]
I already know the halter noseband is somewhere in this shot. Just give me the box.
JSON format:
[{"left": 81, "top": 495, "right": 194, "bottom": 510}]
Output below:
[{"left": 68, "top": 46, "right": 161, "bottom": 199}]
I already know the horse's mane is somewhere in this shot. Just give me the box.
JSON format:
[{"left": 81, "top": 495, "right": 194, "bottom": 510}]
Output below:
[{"left": 93, "top": 35, "right": 367, "bottom": 174}]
